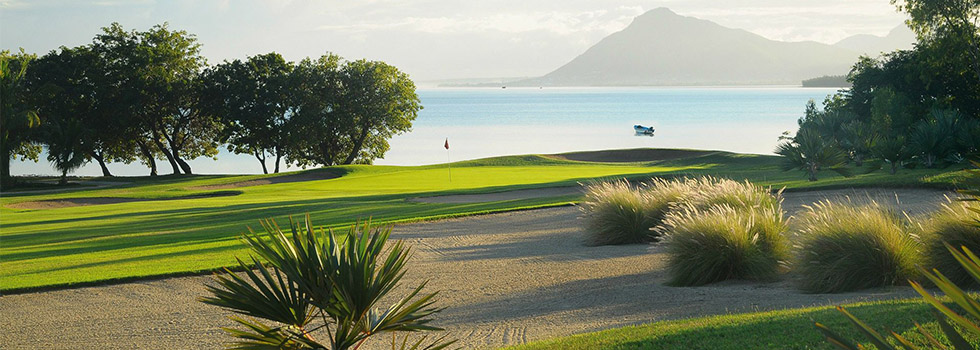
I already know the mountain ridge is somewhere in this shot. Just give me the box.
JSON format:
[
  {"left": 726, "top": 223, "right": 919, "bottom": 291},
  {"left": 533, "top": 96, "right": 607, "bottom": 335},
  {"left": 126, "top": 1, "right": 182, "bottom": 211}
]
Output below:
[{"left": 510, "top": 8, "right": 897, "bottom": 87}]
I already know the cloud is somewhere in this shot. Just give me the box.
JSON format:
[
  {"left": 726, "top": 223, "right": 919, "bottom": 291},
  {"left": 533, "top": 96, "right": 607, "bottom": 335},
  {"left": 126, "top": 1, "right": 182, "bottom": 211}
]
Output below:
[{"left": 314, "top": 7, "right": 644, "bottom": 37}]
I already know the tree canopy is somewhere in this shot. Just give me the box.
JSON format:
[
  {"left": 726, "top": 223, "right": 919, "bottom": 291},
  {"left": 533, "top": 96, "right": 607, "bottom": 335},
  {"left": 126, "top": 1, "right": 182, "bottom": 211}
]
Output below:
[{"left": 5, "top": 22, "right": 420, "bottom": 183}]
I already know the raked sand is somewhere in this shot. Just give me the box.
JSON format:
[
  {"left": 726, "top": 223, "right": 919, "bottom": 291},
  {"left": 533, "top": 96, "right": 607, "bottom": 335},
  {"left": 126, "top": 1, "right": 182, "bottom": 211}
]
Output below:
[{"left": 0, "top": 188, "right": 954, "bottom": 349}]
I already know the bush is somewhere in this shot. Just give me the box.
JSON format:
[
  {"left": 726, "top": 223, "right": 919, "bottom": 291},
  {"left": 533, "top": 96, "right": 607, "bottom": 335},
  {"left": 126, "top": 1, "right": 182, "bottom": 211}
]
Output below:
[
  {"left": 200, "top": 217, "right": 453, "bottom": 350},
  {"left": 663, "top": 204, "right": 789, "bottom": 286},
  {"left": 793, "top": 201, "right": 920, "bottom": 293},
  {"left": 921, "top": 199, "right": 980, "bottom": 288},
  {"left": 580, "top": 178, "right": 692, "bottom": 245},
  {"left": 679, "top": 176, "right": 782, "bottom": 213}
]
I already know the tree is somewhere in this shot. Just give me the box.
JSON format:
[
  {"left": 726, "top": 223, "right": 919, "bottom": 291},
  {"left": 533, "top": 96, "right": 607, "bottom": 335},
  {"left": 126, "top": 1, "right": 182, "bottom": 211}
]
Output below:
[
  {"left": 910, "top": 108, "right": 961, "bottom": 167},
  {"left": 26, "top": 46, "right": 139, "bottom": 177},
  {"left": 775, "top": 128, "right": 849, "bottom": 181},
  {"left": 287, "top": 54, "right": 349, "bottom": 167},
  {"left": 896, "top": 0, "right": 980, "bottom": 84},
  {"left": 201, "top": 217, "right": 454, "bottom": 350},
  {"left": 201, "top": 53, "right": 293, "bottom": 174},
  {"left": 0, "top": 49, "right": 41, "bottom": 188},
  {"left": 337, "top": 60, "right": 421, "bottom": 165},
  {"left": 93, "top": 23, "right": 220, "bottom": 175},
  {"left": 42, "top": 116, "right": 90, "bottom": 184}
]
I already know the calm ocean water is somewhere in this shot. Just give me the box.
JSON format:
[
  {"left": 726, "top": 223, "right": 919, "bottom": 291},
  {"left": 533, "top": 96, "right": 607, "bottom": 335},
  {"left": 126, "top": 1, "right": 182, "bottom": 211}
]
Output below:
[{"left": 12, "top": 87, "right": 839, "bottom": 176}]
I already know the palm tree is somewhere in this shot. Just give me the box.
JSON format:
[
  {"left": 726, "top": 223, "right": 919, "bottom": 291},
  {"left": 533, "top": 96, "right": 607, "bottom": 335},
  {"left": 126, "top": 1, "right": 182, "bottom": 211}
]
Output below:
[
  {"left": 44, "top": 117, "right": 89, "bottom": 185},
  {"left": 839, "top": 121, "right": 875, "bottom": 167},
  {"left": 775, "top": 128, "right": 849, "bottom": 181},
  {"left": 910, "top": 108, "right": 959, "bottom": 168},
  {"left": 200, "top": 216, "right": 454, "bottom": 350},
  {"left": 872, "top": 135, "right": 911, "bottom": 174}
]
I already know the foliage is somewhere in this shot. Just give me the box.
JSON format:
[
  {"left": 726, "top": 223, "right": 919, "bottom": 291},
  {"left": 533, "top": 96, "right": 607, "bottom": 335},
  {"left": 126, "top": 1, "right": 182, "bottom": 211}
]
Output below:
[
  {"left": 0, "top": 49, "right": 41, "bottom": 187},
  {"left": 580, "top": 179, "right": 665, "bottom": 245},
  {"left": 910, "top": 108, "right": 961, "bottom": 168},
  {"left": 200, "top": 216, "right": 454, "bottom": 350},
  {"left": 42, "top": 116, "right": 90, "bottom": 185},
  {"left": 92, "top": 22, "right": 220, "bottom": 175},
  {"left": 921, "top": 199, "right": 980, "bottom": 288},
  {"left": 776, "top": 127, "right": 850, "bottom": 181},
  {"left": 287, "top": 56, "right": 421, "bottom": 167},
  {"left": 200, "top": 52, "right": 294, "bottom": 174},
  {"left": 895, "top": 0, "right": 980, "bottom": 84},
  {"left": 662, "top": 204, "right": 789, "bottom": 286},
  {"left": 793, "top": 200, "right": 920, "bottom": 293}
]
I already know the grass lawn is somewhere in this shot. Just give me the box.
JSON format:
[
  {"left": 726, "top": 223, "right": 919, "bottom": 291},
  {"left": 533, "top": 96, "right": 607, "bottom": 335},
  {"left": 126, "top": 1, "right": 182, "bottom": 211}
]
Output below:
[
  {"left": 1, "top": 149, "right": 973, "bottom": 292},
  {"left": 502, "top": 298, "right": 976, "bottom": 350}
]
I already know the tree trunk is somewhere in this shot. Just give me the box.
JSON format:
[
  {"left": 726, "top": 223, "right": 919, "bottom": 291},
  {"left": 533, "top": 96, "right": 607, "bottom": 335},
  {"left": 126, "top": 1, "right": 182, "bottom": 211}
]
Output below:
[
  {"left": 274, "top": 146, "right": 282, "bottom": 173},
  {"left": 152, "top": 136, "right": 182, "bottom": 175},
  {"left": 344, "top": 122, "right": 371, "bottom": 165},
  {"left": 137, "top": 141, "right": 158, "bottom": 177},
  {"left": 808, "top": 163, "right": 818, "bottom": 182},
  {"left": 91, "top": 151, "right": 113, "bottom": 177},
  {"left": 890, "top": 161, "right": 899, "bottom": 174},
  {"left": 1, "top": 146, "right": 11, "bottom": 188},
  {"left": 255, "top": 149, "right": 268, "bottom": 174},
  {"left": 59, "top": 169, "right": 68, "bottom": 185},
  {"left": 273, "top": 152, "right": 282, "bottom": 174},
  {"left": 854, "top": 154, "right": 864, "bottom": 167},
  {"left": 172, "top": 146, "right": 193, "bottom": 175}
]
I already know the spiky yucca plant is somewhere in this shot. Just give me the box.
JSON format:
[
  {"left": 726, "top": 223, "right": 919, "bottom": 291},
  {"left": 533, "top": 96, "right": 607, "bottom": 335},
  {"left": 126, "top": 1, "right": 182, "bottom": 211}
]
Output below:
[
  {"left": 663, "top": 204, "right": 789, "bottom": 286},
  {"left": 200, "top": 216, "right": 454, "bottom": 350},
  {"left": 793, "top": 200, "right": 920, "bottom": 293}
]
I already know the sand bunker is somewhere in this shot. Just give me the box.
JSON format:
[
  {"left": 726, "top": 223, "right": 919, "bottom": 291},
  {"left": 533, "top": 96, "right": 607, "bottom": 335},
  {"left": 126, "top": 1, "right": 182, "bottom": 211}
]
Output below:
[
  {"left": 188, "top": 170, "right": 341, "bottom": 190},
  {"left": 6, "top": 191, "right": 241, "bottom": 210},
  {"left": 549, "top": 148, "right": 717, "bottom": 163},
  {"left": 0, "top": 188, "right": 953, "bottom": 349}
]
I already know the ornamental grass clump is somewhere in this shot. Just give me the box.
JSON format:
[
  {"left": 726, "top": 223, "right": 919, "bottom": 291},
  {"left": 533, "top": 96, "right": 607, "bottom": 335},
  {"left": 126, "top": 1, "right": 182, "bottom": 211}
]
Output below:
[
  {"left": 663, "top": 204, "right": 790, "bottom": 286},
  {"left": 580, "top": 178, "right": 694, "bottom": 245},
  {"left": 921, "top": 199, "right": 980, "bottom": 288},
  {"left": 794, "top": 200, "right": 920, "bottom": 293},
  {"left": 680, "top": 176, "right": 783, "bottom": 213}
]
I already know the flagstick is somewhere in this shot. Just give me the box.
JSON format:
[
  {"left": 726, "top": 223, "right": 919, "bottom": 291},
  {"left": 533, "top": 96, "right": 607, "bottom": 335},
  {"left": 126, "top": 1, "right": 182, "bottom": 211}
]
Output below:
[{"left": 447, "top": 147, "right": 452, "bottom": 183}]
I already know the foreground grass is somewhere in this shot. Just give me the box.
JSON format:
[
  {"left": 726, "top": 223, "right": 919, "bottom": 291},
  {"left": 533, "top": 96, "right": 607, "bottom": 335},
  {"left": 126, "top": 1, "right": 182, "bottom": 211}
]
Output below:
[
  {"left": 504, "top": 298, "right": 973, "bottom": 350},
  {"left": 0, "top": 150, "right": 972, "bottom": 291}
]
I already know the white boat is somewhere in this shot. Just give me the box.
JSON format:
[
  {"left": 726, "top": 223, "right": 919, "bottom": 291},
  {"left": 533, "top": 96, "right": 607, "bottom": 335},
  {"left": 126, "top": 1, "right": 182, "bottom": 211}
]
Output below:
[{"left": 634, "top": 125, "right": 655, "bottom": 135}]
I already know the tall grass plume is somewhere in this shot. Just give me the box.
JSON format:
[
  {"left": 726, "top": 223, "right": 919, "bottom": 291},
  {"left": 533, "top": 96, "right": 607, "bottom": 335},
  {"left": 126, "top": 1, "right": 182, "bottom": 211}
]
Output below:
[
  {"left": 580, "top": 178, "right": 692, "bottom": 245},
  {"left": 793, "top": 200, "right": 919, "bottom": 293},
  {"left": 663, "top": 204, "right": 789, "bottom": 286},
  {"left": 921, "top": 199, "right": 980, "bottom": 288}
]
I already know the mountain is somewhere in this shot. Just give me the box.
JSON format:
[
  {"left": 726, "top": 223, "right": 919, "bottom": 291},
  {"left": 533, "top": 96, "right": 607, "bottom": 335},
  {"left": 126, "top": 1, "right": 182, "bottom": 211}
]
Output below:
[
  {"left": 512, "top": 8, "right": 862, "bottom": 86},
  {"left": 833, "top": 25, "right": 916, "bottom": 56}
]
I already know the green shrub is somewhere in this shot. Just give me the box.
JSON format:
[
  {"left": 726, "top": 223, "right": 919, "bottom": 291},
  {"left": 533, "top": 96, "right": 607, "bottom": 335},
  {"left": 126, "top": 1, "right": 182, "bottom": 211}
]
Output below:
[
  {"left": 580, "top": 178, "right": 692, "bottom": 245},
  {"left": 922, "top": 199, "right": 980, "bottom": 288},
  {"left": 663, "top": 204, "right": 790, "bottom": 286},
  {"left": 679, "top": 176, "right": 782, "bottom": 212},
  {"left": 793, "top": 201, "right": 920, "bottom": 293}
]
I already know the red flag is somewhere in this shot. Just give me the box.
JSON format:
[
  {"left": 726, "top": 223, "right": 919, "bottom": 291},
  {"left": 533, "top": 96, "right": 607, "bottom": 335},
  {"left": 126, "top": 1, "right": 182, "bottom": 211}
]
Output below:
[{"left": 444, "top": 138, "right": 449, "bottom": 150}]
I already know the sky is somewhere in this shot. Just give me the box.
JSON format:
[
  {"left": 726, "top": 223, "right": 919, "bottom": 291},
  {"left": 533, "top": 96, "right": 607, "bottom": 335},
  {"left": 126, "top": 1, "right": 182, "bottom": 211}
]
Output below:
[{"left": 1, "top": 0, "right": 910, "bottom": 82}]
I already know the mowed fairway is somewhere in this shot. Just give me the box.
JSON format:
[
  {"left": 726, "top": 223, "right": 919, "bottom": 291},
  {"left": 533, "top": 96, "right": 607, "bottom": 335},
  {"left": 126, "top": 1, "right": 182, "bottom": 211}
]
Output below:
[{"left": 0, "top": 150, "right": 968, "bottom": 291}]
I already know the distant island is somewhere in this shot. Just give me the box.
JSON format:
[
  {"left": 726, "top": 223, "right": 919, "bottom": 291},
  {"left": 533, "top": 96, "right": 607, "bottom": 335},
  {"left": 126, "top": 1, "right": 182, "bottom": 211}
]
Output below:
[
  {"left": 504, "top": 8, "right": 913, "bottom": 87},
  {"left": 802, "top": 75, "right": 851, "bottom": 88}
]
